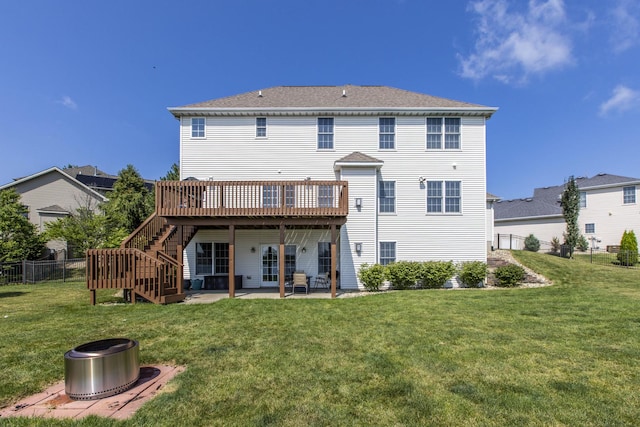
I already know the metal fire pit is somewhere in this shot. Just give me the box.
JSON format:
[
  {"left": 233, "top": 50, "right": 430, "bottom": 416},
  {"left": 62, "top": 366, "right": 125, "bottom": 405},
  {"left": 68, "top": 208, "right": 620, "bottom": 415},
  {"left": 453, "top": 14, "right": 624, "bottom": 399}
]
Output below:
[{"left": 64, "top": 338, "right": 140, "bottom": 400}]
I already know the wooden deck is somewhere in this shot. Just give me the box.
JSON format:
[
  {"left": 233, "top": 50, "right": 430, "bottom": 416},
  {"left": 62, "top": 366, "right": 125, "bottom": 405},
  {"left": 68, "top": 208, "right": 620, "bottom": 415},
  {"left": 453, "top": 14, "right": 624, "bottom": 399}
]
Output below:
[
  {"left": 156, "top": 180, "right": 348, "bottom": 218},
  {"left": 86, "top": 180, "right": 348, "bottom": 304}
]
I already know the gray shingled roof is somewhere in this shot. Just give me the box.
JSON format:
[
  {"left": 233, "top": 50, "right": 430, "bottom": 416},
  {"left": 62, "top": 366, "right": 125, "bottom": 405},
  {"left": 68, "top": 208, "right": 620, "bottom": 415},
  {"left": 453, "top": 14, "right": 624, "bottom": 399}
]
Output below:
[
  {"left": 335, "top": 152, "right": 383, "bottom": 163},
  {"left": 172, "top": 85, "right": 494, "bottom": 111},
  {"left": 495, "top": 173, "right": 640, "bottom": 220}
]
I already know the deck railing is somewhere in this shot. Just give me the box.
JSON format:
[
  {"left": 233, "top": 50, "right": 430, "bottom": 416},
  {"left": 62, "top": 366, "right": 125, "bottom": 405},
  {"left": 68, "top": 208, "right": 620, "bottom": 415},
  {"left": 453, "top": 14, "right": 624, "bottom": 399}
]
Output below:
[
  {"left": 86, "top": 248, "right": 179, "bottom": 303},
  {"left": 156, "top": 180, "right": 348, "bottom": 217},
  {"left": 121, "top": 213, "right": 167, "bottom": 251}
]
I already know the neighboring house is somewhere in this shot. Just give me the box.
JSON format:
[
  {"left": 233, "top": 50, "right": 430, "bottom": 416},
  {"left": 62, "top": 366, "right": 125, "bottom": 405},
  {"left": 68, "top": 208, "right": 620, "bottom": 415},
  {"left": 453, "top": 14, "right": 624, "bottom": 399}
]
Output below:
[
  {"left": 63, "top": 165, "right": 154, "bottom": 195},
  {"left": 0, "top": 167, "right": 108, "bottom": 256},
  {"left": 494, "top": 173, "right": 640, "bottom": 250},
  {"left": 86, "top": 85, "right": 497, "bottom": 303},
  {"left": 486, "top": 192, "right": 500, "bottom": 251}
]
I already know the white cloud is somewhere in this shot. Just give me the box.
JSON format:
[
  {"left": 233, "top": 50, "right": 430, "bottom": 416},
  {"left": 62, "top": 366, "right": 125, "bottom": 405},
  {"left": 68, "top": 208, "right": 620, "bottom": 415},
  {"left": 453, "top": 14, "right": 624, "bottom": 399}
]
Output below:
[
  {"left": 459, "top": 0, "right": 574, "bottom": 84},
  {"left": 599, "top": 85, "right": 640, "bottom": 116},
  {"left": 609, "top": 0, "right": 640, "bottom": 53},
  {"left": 57, "top": 95, "right": 77, "bottom": 110}
]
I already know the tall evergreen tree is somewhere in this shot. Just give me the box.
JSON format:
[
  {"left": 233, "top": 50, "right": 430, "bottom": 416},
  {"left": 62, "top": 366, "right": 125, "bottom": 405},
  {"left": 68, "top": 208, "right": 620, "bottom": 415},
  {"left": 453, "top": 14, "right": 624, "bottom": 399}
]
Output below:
[
  {"left": 161, "top": 163, "right": 180, "bottom": 181},
  {"left": 561, "top": 175, "right": 580, "bottom": 258},
  {"left": 102, "top": 165, "right": 154, "bottom": 234},
  {"left": 0, "top": 189, "right": 46, "bottom": 262}
]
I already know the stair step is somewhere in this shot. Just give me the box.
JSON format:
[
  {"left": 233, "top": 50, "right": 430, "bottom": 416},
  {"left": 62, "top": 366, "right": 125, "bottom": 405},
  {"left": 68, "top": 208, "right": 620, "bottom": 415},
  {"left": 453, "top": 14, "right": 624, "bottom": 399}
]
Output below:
[{"left": 161, "top": 293, "right": 186, "bottom": 304}]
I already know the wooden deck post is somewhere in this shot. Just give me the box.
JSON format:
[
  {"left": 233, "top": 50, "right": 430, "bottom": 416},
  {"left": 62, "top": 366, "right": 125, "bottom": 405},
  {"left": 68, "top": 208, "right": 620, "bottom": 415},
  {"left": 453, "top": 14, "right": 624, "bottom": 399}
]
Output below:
[
  {"left": 331, "top": 224, "right": 337, "bottom": 298},
  {"left": 90, "top": 289, "right": 96, "bottom": 306},
  {"left": 279, "top": 223, "right": 285, "bottom": 298},
  {"left": 229, "top": 225, "right": 235, "bottom": 298},
  {"left": 177, "top": 244, "right": 183, "bottom": 294}
]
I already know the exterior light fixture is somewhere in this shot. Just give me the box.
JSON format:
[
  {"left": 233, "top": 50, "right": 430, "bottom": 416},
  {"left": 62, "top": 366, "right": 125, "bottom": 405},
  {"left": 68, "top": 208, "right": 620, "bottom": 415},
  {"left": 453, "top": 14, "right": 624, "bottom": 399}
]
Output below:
[
  {"left": 355, "top": 198, "right": 362, "bottom": 208},
  {"left": 355, "top": 243, "right": 362, "bottom": 252}
]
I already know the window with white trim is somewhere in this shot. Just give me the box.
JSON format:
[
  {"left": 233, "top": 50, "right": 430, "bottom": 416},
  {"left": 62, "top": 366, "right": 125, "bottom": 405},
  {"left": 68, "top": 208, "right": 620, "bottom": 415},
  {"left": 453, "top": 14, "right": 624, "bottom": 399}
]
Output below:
[
  {"left": 379, "top": 118, "right": 395, "bottom": 149},
  {"left": 426, "top": 117, "right": 460, "bottom": 149},
  {"left": 262, "top": 185, "right": 296, "bottom": 208},
  {"left": 191, "top": 117, "right": 205, "bottom": 138},
  {"left": 214, "top": 243, "right": 229, "bottom": 274},
  {"left": 378, "top": 181, "right": 395, "bottom": 213},
  {"left": 195, "top": 242, "right": 212, "bottom": 274},
  {"left": 379, "top": 242, "right": 396, "bottom": 266},
  {"left": 317, "top": 118, "right": 334, "bottom": 149},
  {"left": 623, "top": 186, "right": 636, "bottom": 204},
  {"left": 427, "top": 181, "right": 461, "bottom": 213},
  {"left": 318, "top": 242, "right": 331, "bottom": 274},
  {"left": 585, "top": 223, "right": 595, "bottom": 234},
  {"left": 256, "top": 117, "right": 267, "bottom": 137},
  {"left": 318, "top": 185, "right": 334, "bottom": 207},
  {"left": 579, "top": 191, "right": 587, "bottom": 208}
]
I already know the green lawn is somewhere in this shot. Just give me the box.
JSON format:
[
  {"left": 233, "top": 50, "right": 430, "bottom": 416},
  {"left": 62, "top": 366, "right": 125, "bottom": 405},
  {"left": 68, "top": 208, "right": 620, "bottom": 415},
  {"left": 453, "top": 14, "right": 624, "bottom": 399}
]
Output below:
[{"left": 1, "top": 251, "right": 639, "bottom": 426}]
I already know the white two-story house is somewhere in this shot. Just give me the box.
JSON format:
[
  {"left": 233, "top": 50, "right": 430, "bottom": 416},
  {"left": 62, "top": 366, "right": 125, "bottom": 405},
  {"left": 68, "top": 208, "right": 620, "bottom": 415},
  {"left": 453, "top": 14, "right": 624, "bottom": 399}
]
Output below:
[
  {"left": 494, "top": 173, "right": 640, "bottom": 250},
  {"left": 86, "top": 85, "right": 497, "bottom": 304}
]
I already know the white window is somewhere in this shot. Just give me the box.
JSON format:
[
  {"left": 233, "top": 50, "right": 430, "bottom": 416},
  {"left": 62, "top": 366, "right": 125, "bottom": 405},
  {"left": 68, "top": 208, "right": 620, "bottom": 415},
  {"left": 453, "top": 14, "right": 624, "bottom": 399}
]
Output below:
[
  {"left": 379, "top": 242, "right": 396, "bottom": 266},
  {"left": 579, "top": 191, "right": 587, "bottom": 208},
  {"left": 262, "top": 185, "right": 295, "bottom": 208},
  {"left": 318, "top": 185, "right": 334, "bottom": 207},
  {"left": 379, "top": 118, "right": 395, "bottom": 149},
  {"left": 318, "top": 242, "right": 331, "bottom": 274},
  {"left": 378, "top": 181, "right": 395, "bottom": 213},
  {"left": 585, "top": 223, "right": 595, "bottom": 234},
  {"left": 318, "top": 118, "right": 334, "bottom": 149},
  {"left": 196, "top": 242, "right": 229, "bottom": 275},
  {"left": 427, "top": 181, "right": 461, "bottom": 213},
  {"left": 256, "top": 117, "right": 267, "bottom": 137},
  {"left": 427, "top": 117, "right": 460, "bottom": 149},
  {"left": 623, "top": 186, "right": 636, "bottom": 204},
  {"left": 191, "top": 117, "right": 205, "bottom": 138}
]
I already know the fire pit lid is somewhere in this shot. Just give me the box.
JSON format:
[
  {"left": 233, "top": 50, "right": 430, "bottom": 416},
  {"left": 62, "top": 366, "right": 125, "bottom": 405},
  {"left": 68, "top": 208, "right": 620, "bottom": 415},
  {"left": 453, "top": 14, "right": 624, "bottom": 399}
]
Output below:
[{"left": 66, "top": 338, "right": 137, "bottom": 358}]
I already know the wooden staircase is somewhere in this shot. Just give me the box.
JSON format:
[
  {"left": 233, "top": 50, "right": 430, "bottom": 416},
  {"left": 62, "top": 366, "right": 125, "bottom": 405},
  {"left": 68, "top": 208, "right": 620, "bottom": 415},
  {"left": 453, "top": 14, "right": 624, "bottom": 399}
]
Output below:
[{"left": 86, "top": 213, "right": 197, "bottom": 305}]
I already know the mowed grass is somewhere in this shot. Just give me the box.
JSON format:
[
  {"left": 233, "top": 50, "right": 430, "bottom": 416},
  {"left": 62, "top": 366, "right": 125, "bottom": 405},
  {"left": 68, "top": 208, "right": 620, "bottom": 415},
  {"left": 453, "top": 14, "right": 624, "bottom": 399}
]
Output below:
[{"left": 1, "top": 251, "right": 639, "bottom": 426}]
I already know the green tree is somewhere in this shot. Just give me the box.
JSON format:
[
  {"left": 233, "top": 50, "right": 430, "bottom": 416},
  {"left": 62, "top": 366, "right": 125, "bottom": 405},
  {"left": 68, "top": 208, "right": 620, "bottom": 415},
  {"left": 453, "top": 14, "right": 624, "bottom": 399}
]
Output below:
[
  {"left": 102, "top": 165, "right": 154, "bottom": 234},
  {"left": 561, "top": 176, "right": 580, "bottom": 258},
  {"left": 0, "top": 189, "right": 46, "bottom": 262},
  {"left": 617, "top": 230, "right": 638, "bottom": 266},
  {"left": 45, "top": 205, "right": 127, "bottom": 255},
  {"left": 161, "top": 163, "right": 180, "bottom": 181}
]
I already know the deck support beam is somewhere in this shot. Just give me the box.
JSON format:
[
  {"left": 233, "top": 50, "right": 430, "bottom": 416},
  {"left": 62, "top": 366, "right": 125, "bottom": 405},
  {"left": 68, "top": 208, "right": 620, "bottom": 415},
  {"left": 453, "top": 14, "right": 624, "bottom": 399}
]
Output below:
[
  {"left": 228, "top": 225, "right": 235, "bottom": 298},
  {"left": 331, "top": 224, "right": 337, "bottom": 298},
  {"left": 279, "top": 223, "right": 285, "bottom": 298}
]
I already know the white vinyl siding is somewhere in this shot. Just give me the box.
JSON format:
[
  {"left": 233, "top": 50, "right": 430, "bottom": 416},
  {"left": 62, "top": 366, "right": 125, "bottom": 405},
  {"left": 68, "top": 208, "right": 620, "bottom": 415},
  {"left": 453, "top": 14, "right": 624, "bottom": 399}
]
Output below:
[{"left": 180, "top": 114, "right": 490, "bottom": 285}]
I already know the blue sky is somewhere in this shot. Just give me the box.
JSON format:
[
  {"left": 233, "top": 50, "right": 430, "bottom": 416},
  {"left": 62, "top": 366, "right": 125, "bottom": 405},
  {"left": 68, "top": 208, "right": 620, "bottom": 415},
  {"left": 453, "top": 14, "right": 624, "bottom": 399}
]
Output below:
[{"left": 1, "top": 0, "right": 638, "bottom": 200}]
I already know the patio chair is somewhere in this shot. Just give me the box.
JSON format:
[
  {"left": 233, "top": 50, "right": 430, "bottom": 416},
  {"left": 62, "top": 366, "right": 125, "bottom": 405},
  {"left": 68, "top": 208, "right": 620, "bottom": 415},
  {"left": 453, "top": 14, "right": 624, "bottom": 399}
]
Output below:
[
  {"left": 314, "top": 272, "right": 330, "bottom": 290},
  {"left": 292, "top": 272, "right": 309, "bottom": 295}
]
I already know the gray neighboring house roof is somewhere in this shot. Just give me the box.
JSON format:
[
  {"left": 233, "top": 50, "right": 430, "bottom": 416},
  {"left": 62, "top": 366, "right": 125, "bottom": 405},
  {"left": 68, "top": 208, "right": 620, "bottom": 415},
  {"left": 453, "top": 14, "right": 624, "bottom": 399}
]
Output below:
[
  {"left": 169, "top": 85, "right": 498, "bottom": 117},
  {"left": 495, "top": 173, "right": 640, "bottom": 221}
]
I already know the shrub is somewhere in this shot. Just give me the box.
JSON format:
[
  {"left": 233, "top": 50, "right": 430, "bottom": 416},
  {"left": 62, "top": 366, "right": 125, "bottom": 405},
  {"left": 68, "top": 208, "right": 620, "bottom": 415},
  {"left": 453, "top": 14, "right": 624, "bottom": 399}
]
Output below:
[
  {"left": 418, "top": 261, "right": 457, "bottom": 289},
  {"left": 524, "top": 234, "right": 540, "bottom": 252},
  {"left": 494, "top": 264, "right": 525, "bottom": 287},
  {"left": 617, "top": 230, "right": 639, "bottom": 266},
  {"left": 459, "top": 261, "right": 487, "bottom": 288},
  {"left": 357, "top": 263, "right": 386, "bottom": 292},
  {"left": 577, "top": 235, "right": 589, "bottom": 252},
  {"left": 385, "top": 261, "right": 420, "bottom": 290},
  {"left": 550, "top": 236, "right": 561, "bottom": 253}
]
